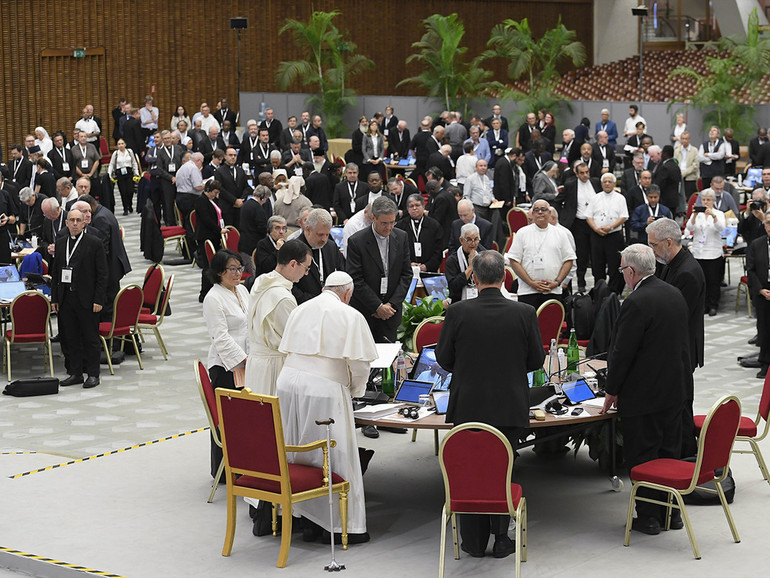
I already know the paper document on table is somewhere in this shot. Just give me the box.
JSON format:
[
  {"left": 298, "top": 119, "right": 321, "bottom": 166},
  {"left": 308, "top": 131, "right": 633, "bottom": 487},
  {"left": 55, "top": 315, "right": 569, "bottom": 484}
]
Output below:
[
  {"left": 353, "top": 403, "right": 401, "bottom": 420},
  {"left": 371, "top": 342, "right": 402, "bottom": 369},
  {"left": 381, "top": 407, "right": 435, "bottom": 423},
  {"left": 581, "top": 397, "right": 614, "bottom": 410}
]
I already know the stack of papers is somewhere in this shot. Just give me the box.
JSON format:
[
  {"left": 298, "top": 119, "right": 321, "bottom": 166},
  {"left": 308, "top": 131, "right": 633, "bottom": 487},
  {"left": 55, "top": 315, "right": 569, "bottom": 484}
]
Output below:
[{"left": 353, "top": 403, "right": 401, "bottom": 420}]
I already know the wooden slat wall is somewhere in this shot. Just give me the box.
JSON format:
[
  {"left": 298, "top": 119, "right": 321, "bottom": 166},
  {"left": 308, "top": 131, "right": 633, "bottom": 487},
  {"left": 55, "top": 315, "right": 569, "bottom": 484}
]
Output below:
[{"left": 0, "top": 0, "right": 592, "bottom": 152}]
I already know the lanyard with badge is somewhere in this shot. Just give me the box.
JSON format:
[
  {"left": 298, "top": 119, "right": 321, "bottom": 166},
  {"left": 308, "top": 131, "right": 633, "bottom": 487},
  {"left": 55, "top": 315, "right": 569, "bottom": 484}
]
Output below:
[
  {"left": 411, "top": 218, "right": 423, "bottom": 257},
  {"left": 59, "top": 148, "right": 70, "bottom": 172},
  {"left": 165, "top": 147, "right": 176, "bottom": 173},
  {"left": 79, "top": 145, "right": 89, "bottom": 169},
  {"left": 457, "top": 247, "right": 478, "bottom": 300},
  {"left": 62, "top": 233, "right": 84, "bottom": 283},
  {"left": 530, "top": 227, "right": 550, "bottom": 278},
  {"left": 312, "top": 248, "right": 325, "bottom": 283}
]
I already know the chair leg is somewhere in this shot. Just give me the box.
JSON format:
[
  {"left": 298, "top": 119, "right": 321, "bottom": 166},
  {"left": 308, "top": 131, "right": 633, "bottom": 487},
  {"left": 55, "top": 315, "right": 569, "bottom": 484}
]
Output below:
[
  {"left": 439, "top": 507, "right": 448, "bottom": 578},
  {"left": 748, "top": 440, "right": 770, "bottom": 482},
  {"left": 272, "top": 503, "right": 278, "bottom": 536},
  {"left": 411, "top": 428, "right": 417, "bottom": 443},
  {"left": 100, "top": 336, "right": 114, "bottom": 375},
  {"left": 182, "top": 237, "right": 191, "bottom": 260},
  {"left": 208, "top": 458, "right": 224, "bottom": 503},
  {"left": 46, "top": 340, "right": 54, "bottom": 377},
  {"left": 623, "top": 483, "right": 638, "bottom": 546},
  {"left": 434, "top": 429, "right": 439, "bottom": 456},
  {"left": 137, "top": 326, "right": 146, "bottom": 343},
  {"left": 340, "top": 490, "right": 349, "bottom": 550},
  {"left": 276, "top": 504, "right": 293, "bottom": 568},
  {"left": 154, "top": 326, "right": 168, "bottom": 360},
  {"left": 715, "top": 480, "right": 741, "bottom": 543},
  {"left": 131, "top": 334, "right": 143, "bottom": 369},
  {"left": 451, "top": 512, "right": 459, "bottom": 560},
  {"left": 5, "top": 341, "right": 10, "bottom": 382},
  {"left": 520, "top": 498, "right": 527, "bottom": 563},
  {"left": 514, "top": 503, "right": 524, "bottom": 578},
  {"left": 672, "top": 490, "right": 701, "bottom": 559},
  {"left": 221, "top": 484, "right": 236, "bottom": 556}
]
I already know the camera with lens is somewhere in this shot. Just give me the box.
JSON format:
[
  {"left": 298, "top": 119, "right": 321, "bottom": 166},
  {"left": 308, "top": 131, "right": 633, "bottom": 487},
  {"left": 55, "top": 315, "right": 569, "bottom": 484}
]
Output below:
[{"left": 750, "top": 199, "right": 767, "bottom": 212}]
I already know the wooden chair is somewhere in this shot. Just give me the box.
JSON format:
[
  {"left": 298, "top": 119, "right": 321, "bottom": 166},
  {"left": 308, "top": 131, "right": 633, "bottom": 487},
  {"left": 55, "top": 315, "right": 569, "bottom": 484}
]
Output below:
[
  {"left": 3, "top": 291, "right": 54, "bottom": 381},
  {"left": 439, "top": 423, "right": 527, "bottom": 578},
  {"left": 98, "top": 284, "right": 144, "bottom": 375},
  {"left": 536, "top": 299, "right": 565, "bottom": 352},
  {"left": 137, "top": 275, "right": 174, "bottom": 360},
  {"left": 195, "top": 359, "right": 223, "bottom": 502},
  {"left": 694, "top": 375, "right": 770, "bottom": 486},
  {"left": 624, "top": 395, "right": 742, "bottom": 559},
  {"left": 217, "top": 388, "right": 350, "bottom": 568}
]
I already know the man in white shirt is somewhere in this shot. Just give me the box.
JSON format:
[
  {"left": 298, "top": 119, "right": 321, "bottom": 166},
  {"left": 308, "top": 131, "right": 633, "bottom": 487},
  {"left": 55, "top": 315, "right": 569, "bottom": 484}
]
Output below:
[
  {"left": 463, "top": 159, "right": 494, "bottom": 220},
  {"left": 342, "top": 203, "right": 373, "bottom": 257},
  {"left": 623, "top": 104, "right": 646, "bottom": 139},
  {"left": 74, "top": 107, "right": 100, "bottom": 144},
  {"left": 198, "top": 102, "right": 220, "bottom": 135},
  {"left": 139, "top": 96, "right": 159, "bottom": 139},
  {"left": 674, "top": 131, "right": 699, "bottom": 199},
  {"left": 507, "top": 200, "right": 575, "bottom": 309},
  {"left": 587, "top": 173, "right": 628, "bottom": 293}
]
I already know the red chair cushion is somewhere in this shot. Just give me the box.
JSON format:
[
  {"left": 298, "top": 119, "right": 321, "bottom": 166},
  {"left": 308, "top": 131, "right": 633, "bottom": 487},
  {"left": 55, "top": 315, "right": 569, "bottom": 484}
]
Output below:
[
  {"left": 740, "top": 275, "right": 748, "bottom": 284},
  {"left": 141, "top": 307, "right": 151, "bottom": 314},
  {"left": 137, "top": 313, "right": 158, "bottom": 325},
  {"left": 235, "top": 463, "right": 346, "bottom": 494},
  {"left": 630, "top": 458, "right": 713, "bottom": 489},
  {"left": 99, "top": 323, "right": 133, "bottom": 337},
  {"left": 694, "top": 414, "right": 757, "bottom": 438},
  {"left": 5, "top": 330, "right": 47, "bottom": 342},
  {"left": 450, "top": 482, "right": 522, "bottom": 514},
  {"left": 161, "top": 226, "right": 186, "bottom": 238}
]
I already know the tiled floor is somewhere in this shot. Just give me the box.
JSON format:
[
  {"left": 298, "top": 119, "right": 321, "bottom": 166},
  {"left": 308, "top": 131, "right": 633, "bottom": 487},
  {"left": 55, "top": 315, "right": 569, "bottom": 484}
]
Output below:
[{"left": 0, "top": 191, "right": 768, "bottom": 577}]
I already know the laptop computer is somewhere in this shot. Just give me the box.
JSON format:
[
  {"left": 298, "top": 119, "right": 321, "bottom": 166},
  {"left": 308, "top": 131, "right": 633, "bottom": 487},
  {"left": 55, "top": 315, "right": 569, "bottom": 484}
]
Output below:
[
  {"left": 329, "top": 227, "right": 345, "bottom": 251},
  {"left": 561, "top": 378, "right": 597, "bottom": 405},
  {"left": 404, "top": 277, "right": 418, "bottom": 305},
  {"left": 394, "top": 379, "right": 434, "bottom": 405},
  {"left": 744, "top": 167, "right": 763, "bottom": 189},
  {"left": 421, "top": 275, "right": 448, "bottom": 301},
  {"left": 0, "top": 264, "right": 26, "bottom": 302},
  {"left": 409, "top": 345, "right": 452, "bottom": 391}
]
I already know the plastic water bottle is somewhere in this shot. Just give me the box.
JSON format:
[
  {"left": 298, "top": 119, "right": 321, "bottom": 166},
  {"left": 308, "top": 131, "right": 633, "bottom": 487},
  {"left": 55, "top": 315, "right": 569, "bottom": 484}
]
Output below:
[
  {"left": 557, "top": 348, "right": 566, "bottom": 378},
  {"left": 548, "top": 339, "right": 558, "bottom": 378},
  {"left": 396, "top": 349, "right": 407, "bottom": 388}
]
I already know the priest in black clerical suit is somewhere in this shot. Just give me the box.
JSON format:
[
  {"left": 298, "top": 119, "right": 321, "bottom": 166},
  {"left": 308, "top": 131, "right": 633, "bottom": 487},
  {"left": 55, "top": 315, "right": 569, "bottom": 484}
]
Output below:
[
  {"left": 291, "top": 228, "right": 346, "bottom": 304},
  {"left": 333, "top": 178, "right": 368, "bottom": 224},
  {"left": 395, "top": 196, "right": 444, "bottom": 272}
]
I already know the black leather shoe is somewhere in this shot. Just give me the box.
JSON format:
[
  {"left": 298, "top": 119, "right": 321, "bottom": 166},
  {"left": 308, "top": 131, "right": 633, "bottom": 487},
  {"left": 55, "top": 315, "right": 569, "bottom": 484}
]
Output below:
[
  {"left": 460, "top": 542, "right": 486, "bottom": 558},
  {"left": 60, "top": 374, "right": 83, "bottom": 387},
  {"left": 50, "top": 333, "right": 60, "bottom": 343},
  {"left": 379, "top": 426, "right": 408, "bottom": 434},
  {"left": 738, "top": 353, "right": 759, "bottom": 362},
  {"left": 708, "top": 308, "right": 717, "bottom": 316},
  {"left": 741, "top": 357, "right": 763, "bottom": 368},
  {"left": 361, "top": 425, "right": 379, "bottom": 439},
  {"left": 632, "top": 516, "right": 661, "bottom": 535},
  {"left": 757, "top": 367, "right": 768, "bottom": 379},
  {"left": 492, "top": 536, "right": 516, "bottom": 559},
  {"left": 749, "top": 334, "right": 759, "bottom": 345},
  {"left": 668, "top": 511, "right": 684, "bottom": 530},
  {"left": 83, "top": 376, "right": 100, "bottom": 388}
]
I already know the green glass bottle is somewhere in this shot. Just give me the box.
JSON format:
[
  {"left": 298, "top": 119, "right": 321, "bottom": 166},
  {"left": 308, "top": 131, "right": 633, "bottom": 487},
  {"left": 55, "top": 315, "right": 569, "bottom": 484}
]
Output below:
[
  {"left": 532, "top": 367, "right": 546, "bottom": 387},
  {"left": 567, "top": 328, "right": 579, "bottom": 373},
  {"left": 382, "top": 365, "right": 395, "bottom": 397}
]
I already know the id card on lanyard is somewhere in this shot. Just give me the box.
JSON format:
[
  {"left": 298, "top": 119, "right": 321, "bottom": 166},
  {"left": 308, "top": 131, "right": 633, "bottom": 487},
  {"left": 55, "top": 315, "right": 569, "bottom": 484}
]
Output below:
[{"left": 62, "top": 233, "right": 84, "bottom": 283}]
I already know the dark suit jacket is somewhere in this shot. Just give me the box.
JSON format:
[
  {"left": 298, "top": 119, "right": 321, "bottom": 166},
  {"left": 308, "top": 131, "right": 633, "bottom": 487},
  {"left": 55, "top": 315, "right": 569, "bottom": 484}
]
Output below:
[
  {"left": 347, "top": 226, "right": 412, "bottom": 329},
  {"left": 90, "top": 205, "right": 131, "bottom": 282},
  {"left": 194, "top": 194, "right": 223, "bottom": 250},
  {"left": 429, "top": 189, "right": 459, "bottom": 250},
  {"left": 353, "top": 190, "right": 395, "bottom": 214},
  {"left": 151, "top": 144, "right": 184, "bottom": 182},
  {"left": 51, "top": 232, "right": 108, "bottom": 310},
  {"left": 747, "top": 235, "right": 770, "bottom": 301},
  {"left": 9, "top": 157, "right": 33, "bottom": 188},
  {"left": 757, "top": 141, "right": 770, "bottom": 169},
  {"left": 279, "top": 127, "right": 297, "bottom": 152},
  {"left": 522, "top": 150, "right": 552, "bottom": 183},
  {"left": 395, "top": 215, "right": 444, "bottom": 272},
  {"left": 387, "top": 128, "right": 411, "bottom": 158},
  {"left": 389, "top": 180, "right": 417, "bottom": 217},
  {"left": 409, "top": 129, "right": 433, "bottom": 169},
  {"left": 123, "top": 118, "right": 146, "bottom": 161},
  {"left": 35, "top": 171, "right": 57, "bottom": 202},
  {"left": 484, "top": 115, "right": 509, "bottom": 132},
  {"left": 749, "top": 136, "right": 768, "bottom": 167},
  {"left": 240, "top": 141, "right": 276, "bottom": 175},
  {"left": 605, "top": 276, "right": 689, "bottom": 417},
  {"left": 379, "top": 115, "right": 398, "bottom": 138},
  {"left": 292, "top": 234, "right": 346, "bottom": 304},
  {"left": 259, "top": 119, "right": 283, "bottom": 146},
  {"left": 448, "top": 217, "right": 494, "bottom": 254},
  {"left": 621, "top": 167, "right": 640, "bottom": 195},
  {"left": 333, "top": 180, "right": 368, "bottom": 223},
  {"left": 487, "top": 129, "right": 509, "bottom": 168},
  {"left": 48, "top": 147, "right": 76, "bottom": 181},
  {"left": 213, "top": 108, "right": 237, "bottom": 127},
  {"left": 238, "top": 197, "right": 267, "bottom": 256},
  {"left": 255, "top": 236, "right": 279, "bottom": 275},
  {"left": 493, "top": 156, "right": 517, "bottom": 205},
  {"left": 220, "top": 131, "right": 241, "bottom": 150},
  {"left": 555, "top": 177, "right": 601, "bottom": 229},
  {"left": 660, "top": 247, "right": 705, "bottom": 375},
  {"left": 444, "top": 246, "right": 489, "bottom": 303},
  {"left": 591, "top": 143, "right": 617, "bottom": 174},
  {"left": 427, "top": 152, "right": 455, "bottom": 181},
  {"left": 41, "top": 209, "right": 67, "bottom": 248},
  {"left": 436, "top": 288, "right": 545, "bottom": 427},
  {"left": 654, "top": 157, "right": 682, "bottom": 213},
  {"left": 304, "top": 171, "right": 334, "bottom": 210},
  {"left": 215, "top": 164, "right": 252, "bottom": 209},
  {"left": 306, "top": 125, "right": 328, "bottom": 151},
  {"left": 198, "top": 136, "right": 227, "bottom": 166}
]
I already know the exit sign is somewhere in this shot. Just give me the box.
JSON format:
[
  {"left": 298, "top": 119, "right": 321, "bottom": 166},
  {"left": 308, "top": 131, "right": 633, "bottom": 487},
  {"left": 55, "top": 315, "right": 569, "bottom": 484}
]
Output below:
[{"left": 73, "top": 49, "right": 86, "bottom": 58}]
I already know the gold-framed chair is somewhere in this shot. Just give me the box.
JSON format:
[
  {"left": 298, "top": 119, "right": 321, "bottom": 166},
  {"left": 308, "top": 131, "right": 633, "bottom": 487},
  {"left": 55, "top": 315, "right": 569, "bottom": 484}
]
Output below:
[
  {"left": 735, "top": 275, "right": 751, "bottom": 316},
  {"left": 195, "top": 359, "right": 223, "bottom": 503},
  {"left": 3, "top": 291, "right": 54, "bottom": 381},
  {"left": 98, "top": 284, "right": 144, "bottom": 375},
  {"left": 137, "top": 275, "right": 174, "bottom": 360},
  {"left": 216, "top": 388, "right": 350, "bottom": 568},
  {"left": 438, "top": 422, "right": 527, "bottom": 578},
  {"left": 624, "top": 395, "right": 742, "bottom": 559},
  {"left": 411, "top": 316, "right": 445, "bottom": 454},
  {"left": 536, "top": 299, "right": 565, "bottom": 352}
]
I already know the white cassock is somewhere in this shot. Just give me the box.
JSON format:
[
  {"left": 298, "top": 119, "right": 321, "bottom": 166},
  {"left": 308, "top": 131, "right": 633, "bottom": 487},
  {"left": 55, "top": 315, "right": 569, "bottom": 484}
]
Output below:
[
  {"left": 275, "top": 290, "right": 377, "bottom": 534},
  {"left": 244, "top": 270, "right": 297, "bottom": 395}
]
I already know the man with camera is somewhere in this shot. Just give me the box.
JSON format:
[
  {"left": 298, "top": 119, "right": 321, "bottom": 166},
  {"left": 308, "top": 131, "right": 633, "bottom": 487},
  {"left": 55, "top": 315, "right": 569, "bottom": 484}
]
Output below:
[{"left": 739, "top": 190, "right": 767, "bottom": 249}]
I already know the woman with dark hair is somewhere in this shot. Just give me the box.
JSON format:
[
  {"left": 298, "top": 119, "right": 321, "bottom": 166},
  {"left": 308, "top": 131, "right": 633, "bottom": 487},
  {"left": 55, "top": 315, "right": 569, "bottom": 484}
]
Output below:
[
  {"left": 361, "top": 119, "right": 385, "bottom": 181},
  {"left": 574, "top": 117, "right": 591, "bottom": 146},
  {"left": 170, "top": 105, "right": 191, "bottom": 132},
  {"left": 194, "top": 179, "right": 227, "bottom": 301},
  {"left": 541, "top": 112, "right": 556, "bottom": 154},
  {"left": 201, "top": 248, "right": 249, "bottom": 477}
]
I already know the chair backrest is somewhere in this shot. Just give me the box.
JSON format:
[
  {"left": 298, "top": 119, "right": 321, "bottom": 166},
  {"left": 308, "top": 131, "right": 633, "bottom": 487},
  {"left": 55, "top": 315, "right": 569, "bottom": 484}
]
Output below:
[
  {"left": 110, "top": 284, "right": 143, "bottom": 331},
  {"left": 154, "top": 275, "right": 174, "bottom": 325},
  {"left": 503, "top": 234, "right": 514, "bottom": 254},
  {"left": 190, "top": 210, "right": 197, "bottom": 232},
  {"left": 9, "top": 292, "right": 50, "bottom": 339},
  {"left": 174, "top": 203, "right": 183, "bottom": 226},
  {"left": 536, "top": 299, "right": 566, "bottom": 349},
  {"left": 504, "top": 266, "right": 516, "bottom": 292},
  {"left": 439, "top": 251, "right": 448, "bottom": 274},
  {"left": 204, "top": 239, "right": 216, "bottom": 265},
  {"left": 216, "top": 389, "right": 289, "bottom": 489},
  {"left": 414, "top": 316, "right": 444, "bottom": 353},
  {"left": 759, "top": 371, "right": 770, "bottom": 425},
  {"left": 99, "top": 137, "right": 111, "bottom": 164},
  {"left": 195, "top": 359, "right": 220, "bottom": 435},
  {"left": 142, "top": 264, "right": 165, "bottom": 313},
  {"left": 506, "top": 207, "right": 529, "bottom": 235},
  {"left": 686, "top": 193, "right": 699, "bottom": 220},
  {"left": 222, "top": 225, "right": 240, "bottom": 252},
  {"left": 695, "top": 395, "right": 742, "bottom": 485},
  {"left": 439, "top": 423, "right": 515, "bottom": 514},
  {"left": 41, "top": 259, "right": 49, "bottom": 276}
]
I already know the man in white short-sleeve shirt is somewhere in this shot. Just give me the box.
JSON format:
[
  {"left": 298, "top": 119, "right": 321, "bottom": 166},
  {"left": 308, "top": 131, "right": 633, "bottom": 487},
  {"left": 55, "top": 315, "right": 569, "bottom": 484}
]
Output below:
[{"left": 586, "top": 173, "right": 628, "bottom": 293}]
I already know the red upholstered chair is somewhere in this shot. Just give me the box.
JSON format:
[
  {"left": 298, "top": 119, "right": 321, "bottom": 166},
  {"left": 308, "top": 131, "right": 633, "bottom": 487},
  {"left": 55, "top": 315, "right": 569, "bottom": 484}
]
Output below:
[
  {"left": 536, "top": 299, "right": 565, "bottom": 352},
  {"left": 504, "top": 266, "right": 516, "bottom": 293},
  {"left": 195, "top": 359, "right": 223, "bottom": 502},
  {"left": 98, "top": 137, "right": 111, "bottom": 166},
  {"left": 204, "top": 239, "right": 216, "bottom": 266},
  {"left": 138, "top": 275, "right": 174, "bottom": 360},
  {"left": 140, "top": 263, "right": 165, "bottom": 316},
  {"left": 624, "top": 395, "right": 742, "bottom": 559},
  {"left": 3, "top": 291, "right": 54, "bottom": 381},
  {"left": 694, "top": 375, "right": 770, "bottom": 485},
  {"left": 439, "top": 251, "right": 448, "bottom": 274},
  {"left": 216, "top": 388, "right": 350, "bottom": 568},
  {"left": 220, "top": 227, "right": 252, "bottom": 281},
  {"left": 159, "top": 204, "right": 191, "bottom": 260},
  {"left": 735, "top": 275, "right": 751, "bottom": 316},
  {"left": 438, "top": 422, "right": 527, "bottom": 578},
  {"left": 506, "top": 207, "right": 529, "bottom": 235},
  {"left": 503, "top": 234, "right": 514, "bottom": 254},
  {"left": 99, "top": 284, "right": 144, "bottom": 375},
  {"left": 413, "top": 316, "right": 444, "bottom": 354},
  {"left": 685, "top": 193, "right": 699, "bottom": 220}
]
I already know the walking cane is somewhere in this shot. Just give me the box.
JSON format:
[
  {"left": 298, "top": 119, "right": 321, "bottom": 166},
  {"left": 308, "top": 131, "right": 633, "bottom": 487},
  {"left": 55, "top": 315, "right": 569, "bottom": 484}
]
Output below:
[{"left": 315, "top": 418, "right": 345, "bottom": 572}]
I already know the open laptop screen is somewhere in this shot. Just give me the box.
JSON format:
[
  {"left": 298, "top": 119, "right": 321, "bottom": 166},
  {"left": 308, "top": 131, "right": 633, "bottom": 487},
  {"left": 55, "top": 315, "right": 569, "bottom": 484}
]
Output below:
[{"left": 409, "top": 345, "right": 452, "bottom": 391}]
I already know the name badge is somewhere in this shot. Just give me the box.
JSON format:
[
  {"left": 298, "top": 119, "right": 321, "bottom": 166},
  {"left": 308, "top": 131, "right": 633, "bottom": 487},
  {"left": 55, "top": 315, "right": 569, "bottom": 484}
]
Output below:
[
  {"left": 463, "top": 286, "right": 478, "bottom": 300},
  {"left": 380, "top": 277, "right": 388, "bottom": 295},
  {"left": 242, "top": 163, "right": 250, "bottom": 173},
  {"left": 80, "top": 159, "right": 89, "bottom": 169},
  {"left": 61, "top": 267, "right": 72, "bottom": 283},
  {"left": 532, "top": 255, "right": 545, "bottom": 273},
  {"left": 602, "top": 159, "right": 609, "bottom": 168},
  {"left": 294, "top": 167, "right": 303, "bottom": 177},
  {"left": 62, "top": 162, "right": 70, "bottom": 172},
  {"left": 168, "top": 163, "right": 176, "bottom": 173},
  {"left": 414, "top": 242, "right": 422, "bottom": 257},
  {"left": 120, "top": 167, "right": 127, "bottom": 175}
]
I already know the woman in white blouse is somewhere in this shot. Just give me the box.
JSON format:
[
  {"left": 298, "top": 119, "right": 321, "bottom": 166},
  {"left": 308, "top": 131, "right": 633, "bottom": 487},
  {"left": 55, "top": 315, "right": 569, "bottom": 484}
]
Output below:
[
  {"left": 202, "top": 248, "right": 250, "bottom": 477},
  {"left": 170, "top": 105, "right": 191, "bottom": 132},
  {"left": 671, "top": 113, "right": 687, "bottom": 145},
  {"left": 362, "top": 120, "right": 385, "bottom": 182},
  {"left": 686, "top": 190, "right": 725, "bottom": 316},
  {"left": 107, "top": 139, "right": 140, "bottom": 215}
]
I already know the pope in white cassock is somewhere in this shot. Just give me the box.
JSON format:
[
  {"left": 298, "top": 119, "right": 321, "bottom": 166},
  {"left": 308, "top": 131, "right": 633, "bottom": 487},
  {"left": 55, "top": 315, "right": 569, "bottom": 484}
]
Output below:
[
  {"left": 244, "top": 240, "right": 312, "bottom": 394},
  {"left": 276, "top": 270, "right": 378, "bottom": 541}
]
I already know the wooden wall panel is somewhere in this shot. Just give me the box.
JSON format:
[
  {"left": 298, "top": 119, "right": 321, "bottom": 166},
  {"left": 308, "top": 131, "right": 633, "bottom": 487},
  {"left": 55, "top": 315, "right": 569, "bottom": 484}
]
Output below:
[{"left": 0, "top": 0, "right": 592, "bottom": 152}]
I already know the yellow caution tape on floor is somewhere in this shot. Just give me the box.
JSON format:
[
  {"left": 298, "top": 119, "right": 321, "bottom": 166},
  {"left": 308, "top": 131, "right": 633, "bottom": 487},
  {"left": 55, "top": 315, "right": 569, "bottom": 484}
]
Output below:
[{"left": 0, "top": 546, "right": 127, "bottom": 577}]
